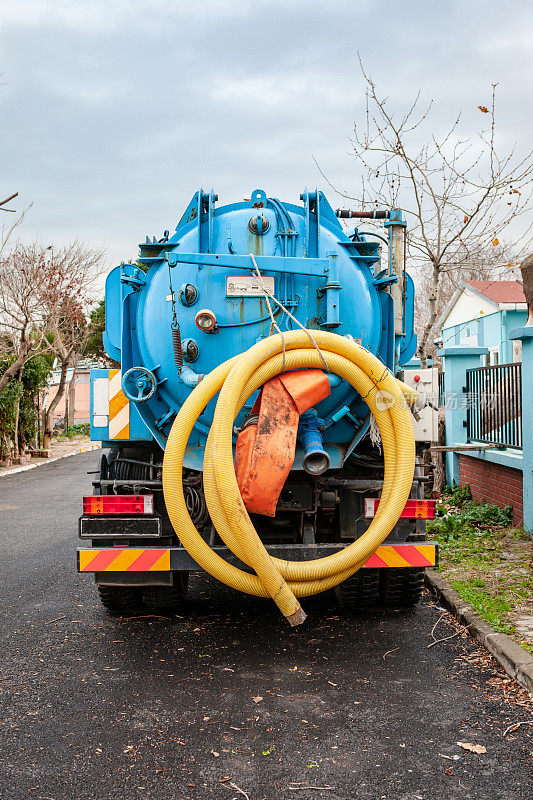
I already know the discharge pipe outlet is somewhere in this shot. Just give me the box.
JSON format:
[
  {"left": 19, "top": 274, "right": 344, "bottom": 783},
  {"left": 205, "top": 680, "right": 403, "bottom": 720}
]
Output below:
[{"left": 299, "top": 410, "right": 330, "bottom": 475}]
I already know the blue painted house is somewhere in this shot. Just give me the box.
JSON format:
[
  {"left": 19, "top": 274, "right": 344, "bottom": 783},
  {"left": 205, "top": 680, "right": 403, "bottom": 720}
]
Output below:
[{"left": 436, "top": 281, "right": 527, "bottom": 364}]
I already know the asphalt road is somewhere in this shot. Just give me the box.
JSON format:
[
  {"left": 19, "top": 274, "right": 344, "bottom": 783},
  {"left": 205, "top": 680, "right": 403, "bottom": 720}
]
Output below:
[{"left": 0, "top": 451, "right": 531, "bottom": 800}]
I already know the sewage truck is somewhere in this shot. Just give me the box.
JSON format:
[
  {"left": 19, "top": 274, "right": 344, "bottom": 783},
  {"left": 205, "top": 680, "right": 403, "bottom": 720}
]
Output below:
[{"left": 78, "top": 188, "right": 437, "bottom": 625}]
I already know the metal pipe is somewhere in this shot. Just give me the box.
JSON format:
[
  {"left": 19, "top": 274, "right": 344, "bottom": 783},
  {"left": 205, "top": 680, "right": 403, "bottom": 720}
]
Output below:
[
  {"left": 179, "top": 366, "right": 203, "bottom": 387},
  {"left": 385, "top": 213, "right": 406, "bottom": 336},
  {"left": 336, "top": 209, "right": 390, "bottom": 219}
]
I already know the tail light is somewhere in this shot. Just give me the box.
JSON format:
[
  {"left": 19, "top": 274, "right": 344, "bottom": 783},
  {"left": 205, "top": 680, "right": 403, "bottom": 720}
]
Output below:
[
  {"left": 364, "top": 498, "right": 436, "bottom": 519},
  {"left": 83, "top": 495, "right": 154, "bottom": 515}
]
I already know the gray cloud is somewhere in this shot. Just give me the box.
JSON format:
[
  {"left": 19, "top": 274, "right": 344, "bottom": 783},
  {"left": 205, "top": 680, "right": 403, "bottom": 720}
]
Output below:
[{"left": 1, "top": 0, "right": 533, "bottom": 270}]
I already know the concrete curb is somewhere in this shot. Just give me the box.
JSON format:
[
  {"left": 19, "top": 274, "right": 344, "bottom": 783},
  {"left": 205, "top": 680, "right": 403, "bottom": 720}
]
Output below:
[
  {"left": 425, "top": 568, "right": 533, "bottom": 696},
  {"left": 0, "top": 442, "right": 102, "bottom": 478}
]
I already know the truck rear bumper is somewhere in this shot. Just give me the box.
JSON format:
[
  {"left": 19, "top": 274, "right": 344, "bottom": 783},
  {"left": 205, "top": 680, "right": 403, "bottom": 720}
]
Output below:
[{"left": 78, "top": 542, "right": 437, "bottom": 573}]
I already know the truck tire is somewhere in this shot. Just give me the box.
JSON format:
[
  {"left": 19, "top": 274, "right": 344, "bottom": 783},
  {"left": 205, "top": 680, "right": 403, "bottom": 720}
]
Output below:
[
  {"left": 335, "top": 568, "right": 380, "bottom": 610},
  {"left": 380, "top": 567, "right": 425, "bottom": 607},
  {"left": 97, "top": 586, "right": 143, "bottom": 616},
  {"left": 143, "top": 573, "right": 189, "bottom": 613}
]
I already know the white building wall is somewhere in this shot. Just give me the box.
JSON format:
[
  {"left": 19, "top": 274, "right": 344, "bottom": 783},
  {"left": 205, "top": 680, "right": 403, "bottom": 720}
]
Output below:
[{"left": 443, "top": 289, "right": 496, "bottom": 328}]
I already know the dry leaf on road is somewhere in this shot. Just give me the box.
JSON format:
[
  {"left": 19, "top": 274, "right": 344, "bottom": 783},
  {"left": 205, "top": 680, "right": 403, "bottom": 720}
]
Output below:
[{"left": 457, "top": 742, "right": 487, "bottom": 754}]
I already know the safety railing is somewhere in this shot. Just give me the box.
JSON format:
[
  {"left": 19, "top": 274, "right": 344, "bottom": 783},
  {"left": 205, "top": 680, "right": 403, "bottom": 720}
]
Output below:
[{"left": 465, "top": 363, "right": 522, "bottom": 449}]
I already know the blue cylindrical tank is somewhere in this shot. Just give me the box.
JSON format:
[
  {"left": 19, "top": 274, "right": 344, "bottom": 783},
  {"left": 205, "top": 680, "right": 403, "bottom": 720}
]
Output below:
[{"left": 103, "top": 188, "right": 416, "bottom": 468}]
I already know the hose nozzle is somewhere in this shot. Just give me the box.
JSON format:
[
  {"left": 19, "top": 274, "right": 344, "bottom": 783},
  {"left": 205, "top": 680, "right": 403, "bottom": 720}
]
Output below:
[{"left": 299, "top": 410, "right": 330, "bottom": 476}]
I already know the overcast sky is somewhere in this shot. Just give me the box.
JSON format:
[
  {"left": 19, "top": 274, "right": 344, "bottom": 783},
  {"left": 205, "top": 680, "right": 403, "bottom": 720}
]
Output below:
[{"left": 2, "top": 0, "right": 533, "bottom": 271}]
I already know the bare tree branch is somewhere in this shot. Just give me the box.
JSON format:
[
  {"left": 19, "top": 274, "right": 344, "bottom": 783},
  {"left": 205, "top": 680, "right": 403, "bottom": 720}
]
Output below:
[
  {"left": 0, "top": 192, "right": 18, "bottom": 212},
  {"left": 0, "top": 241, "right": 106, "bottom": 450},
  {"left": 326, "top": 61, "right": 533, "bottom": 362}
]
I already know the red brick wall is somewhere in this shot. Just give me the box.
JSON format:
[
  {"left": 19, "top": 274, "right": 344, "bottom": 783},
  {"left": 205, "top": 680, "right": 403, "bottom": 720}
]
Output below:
[{"left": 458, "top": 455, "right": 523, "bottom": 525}]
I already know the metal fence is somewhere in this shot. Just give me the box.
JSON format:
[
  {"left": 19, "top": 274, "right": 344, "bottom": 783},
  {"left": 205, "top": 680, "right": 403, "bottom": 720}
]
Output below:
[{"left": 465, "top": 363, "right": 522, "bottom": 449}]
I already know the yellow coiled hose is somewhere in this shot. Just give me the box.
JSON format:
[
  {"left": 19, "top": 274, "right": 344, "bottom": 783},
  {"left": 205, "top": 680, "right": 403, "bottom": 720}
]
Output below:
[{"left": 162, "top": 330, "right": 415, "bottom": 625}]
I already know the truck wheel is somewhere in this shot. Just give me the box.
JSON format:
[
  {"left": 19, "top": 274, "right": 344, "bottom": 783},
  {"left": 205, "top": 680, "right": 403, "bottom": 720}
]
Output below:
[
  {"left": 335, "top": 568, "right": 380, "bottom": 610},
  {"left": 143, "top": 573, "right": 189, "bottom": 612},
  {"left": 380, "top": 567, "right": 425, "bottom": 607},
  {"left": 97, "top": 586, "right": 143, "bottom": 616}
]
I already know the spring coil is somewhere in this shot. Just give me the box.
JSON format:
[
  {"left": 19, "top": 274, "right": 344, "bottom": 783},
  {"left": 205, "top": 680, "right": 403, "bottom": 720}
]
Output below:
[
  {"left": 107, "top": 458, "right": 152, "bottom": 481},
  {"left": 184, "top": 484, "right": 209, "bottom": 528},
  {"left": 172, "top": 325, "right": 183, "bottom": 371}
]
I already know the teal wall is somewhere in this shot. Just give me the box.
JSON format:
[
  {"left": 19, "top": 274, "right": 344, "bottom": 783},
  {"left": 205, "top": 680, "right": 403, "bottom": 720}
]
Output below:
[
  {"left": 442, "top": 328, "right": 533, "bottom": 534},
  {"left": 442, "top": 308, "right": 527, "bottom": 362}
]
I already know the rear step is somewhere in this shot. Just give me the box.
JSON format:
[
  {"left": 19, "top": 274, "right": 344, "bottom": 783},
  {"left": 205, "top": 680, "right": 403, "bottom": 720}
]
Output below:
[{"left": 78, "top": 542, "right": 437, "bottom": 573}]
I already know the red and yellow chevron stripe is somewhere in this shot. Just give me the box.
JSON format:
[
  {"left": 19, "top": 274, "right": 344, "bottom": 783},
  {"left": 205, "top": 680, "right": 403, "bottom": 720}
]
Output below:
[
  {"left": 79, "top": 549, "right": 170, "bottom": 572},
  {"left": 78, "top": 544, "right": 436, "bottom": 573},
  {"left": 108, "top": 369, "right": 130, "bottom": 440},
  {"left": 362, "top": 544, "right": 436, "bottom": 568}
]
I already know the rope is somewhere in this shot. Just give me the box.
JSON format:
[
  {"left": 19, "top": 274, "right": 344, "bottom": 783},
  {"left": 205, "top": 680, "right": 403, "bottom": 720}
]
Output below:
[
  {"left": 249, "top": 254, "right": 330, "bottom": 372},
  {"left": 248, "top": 253, "right": 287, "bottom": 370}
]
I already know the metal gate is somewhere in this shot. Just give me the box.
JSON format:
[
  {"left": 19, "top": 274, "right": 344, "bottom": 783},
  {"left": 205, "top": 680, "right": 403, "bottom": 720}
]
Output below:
[{"left": 465, "top": 363, "right": 522, "bottom": 449}]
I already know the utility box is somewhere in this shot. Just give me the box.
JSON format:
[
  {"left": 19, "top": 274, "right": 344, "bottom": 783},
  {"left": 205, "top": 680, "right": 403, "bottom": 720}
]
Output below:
[{"left": 401, "top": 367, "right": 439, "bottom": 443}]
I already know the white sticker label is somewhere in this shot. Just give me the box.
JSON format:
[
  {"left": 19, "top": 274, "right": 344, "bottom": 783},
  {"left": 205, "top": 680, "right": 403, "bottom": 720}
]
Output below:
[
  {"left": 93, "top": 378, "right": 109, "bottom": 416},
  {"left": 226, "top": 275, "right": 275, "bottom": 297}
]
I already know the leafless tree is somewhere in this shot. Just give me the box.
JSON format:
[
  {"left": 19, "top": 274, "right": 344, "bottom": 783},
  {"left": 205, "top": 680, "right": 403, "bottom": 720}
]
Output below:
[
  {"left": 414, "top": 242, "right": 521, "bottom": 358},
  {"left": 0, "top": 192, "right": 18, "bottom": 215},
  {"left": 0, "top": 192, "right": 32, "bottom": 259},
  {"left": 0, "top": 240, "right": 106, "bottom": 449},
  {"left": 0, "top": 242, "right": 54, "bottom": 393},
  {"left": 41, "top": 303, "right": 85, "bottom": 448},
  {"left": 39, "top": 243, "right": 106, "bottom": 447},
  {"left": 318, "top": 60, "right": 533, "bottom": 364}
]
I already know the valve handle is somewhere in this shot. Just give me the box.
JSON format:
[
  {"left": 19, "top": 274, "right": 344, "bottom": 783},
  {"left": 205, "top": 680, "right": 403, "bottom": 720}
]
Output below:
[{"left": 121, "top": 367, "right": 157, "bottom": 403}]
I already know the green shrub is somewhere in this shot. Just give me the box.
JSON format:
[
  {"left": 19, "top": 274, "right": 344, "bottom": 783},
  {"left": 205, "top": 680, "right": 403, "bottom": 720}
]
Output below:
[
  {"left": 442, "top": 483, "right": 472, "bottom": 506},
  {"left": 62, "top": 423, "right": 90, "bottom": 438},
  {"left": 459, "top": 500, "right": 513, "bottom": 527},
  {"left": 427, "top": 486, "right": 513, "bottom": 542},
  {"left": 427, "top": 512, "right": 472, "bottom": 542},
  {"left": 0, "top": 354, "right": 50, "bottom": 458}
]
